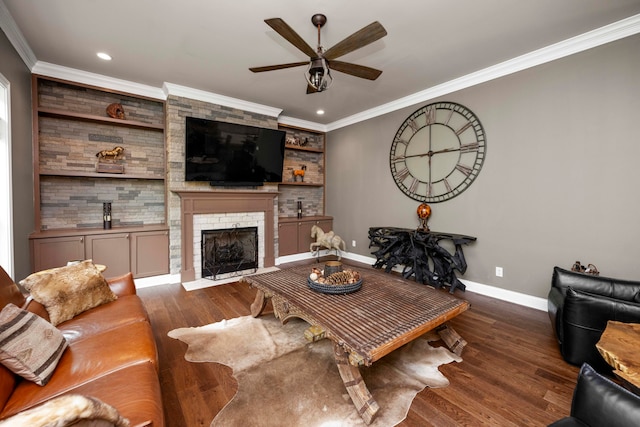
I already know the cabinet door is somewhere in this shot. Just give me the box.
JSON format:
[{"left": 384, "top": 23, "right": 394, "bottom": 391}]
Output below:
[
  {"left": 278, "top": 222, "right": 299, "bottom": 256},
  {"left": 32, "top": 236, "right": 85, "bottom": 272},
  {"left": 131, "top": 231, "right": 169, "bottom": 278},
  {"left": 298, "top": 221, "right": 316, "bottom": 253},
  {"left": 85, "top": 234, "right": 131, "bottom": 278}
]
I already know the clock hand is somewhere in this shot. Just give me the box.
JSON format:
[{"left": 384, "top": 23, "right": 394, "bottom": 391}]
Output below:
[
  {"left": 391, "top": 152, "right": 431, "bottom": 161},
  {"left": 429, "top": 146, "right": 462, "bottom": 155},
  {"left": 392, "top": 146, "right": 461, "bottom": 161}
]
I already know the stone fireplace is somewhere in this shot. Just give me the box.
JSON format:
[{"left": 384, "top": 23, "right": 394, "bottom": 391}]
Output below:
[
  {"left": 174, "top": 191, "right": 278, "bottom": 283},
  {"left": 194, "top": 212, "right": 263, "bottom": 280}
]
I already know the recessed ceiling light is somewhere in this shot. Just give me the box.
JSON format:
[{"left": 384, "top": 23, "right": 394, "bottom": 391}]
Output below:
[
  {"left": 97, "top": 52, "right": 112, "bottom": 61},
  {"left": 316, "top": 109, "right": 325, "bottom": 115}
]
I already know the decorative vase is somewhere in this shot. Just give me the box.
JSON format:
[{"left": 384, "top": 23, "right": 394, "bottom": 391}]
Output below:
[{"left": 324, "top": 261, "right": 342, "bottom": 276}]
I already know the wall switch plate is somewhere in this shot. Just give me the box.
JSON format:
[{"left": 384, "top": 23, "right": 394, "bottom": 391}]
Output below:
[
  {"left": 352, "top": 240, "right": 357, "bottom": 247},
  {"left": 496, "top": 267, "right": 503, "bottom": 277}
]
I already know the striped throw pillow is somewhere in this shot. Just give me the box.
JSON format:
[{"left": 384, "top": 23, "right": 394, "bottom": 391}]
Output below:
[{"left": 0, "top": 303, "right": 68, "bottom": 386}]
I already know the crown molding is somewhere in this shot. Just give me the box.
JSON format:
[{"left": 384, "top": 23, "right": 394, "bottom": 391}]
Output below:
[
  {"left": 31, "top": 61, "right": 166, "bottom": 100},
  {"left": 3, "top": 2, "right": 639, "bottom": 130},
  {"left": 278, "top": 116, "right": 327, "bottom": 132},
  {"left": 0, "top": 0, "right": 37, "bottom": 69},
  {"left": 162, "top": 82, "right": 282, "bottom": 118},
  {"left": 326, "top": 13, "right": 640, "bottom": 131}
]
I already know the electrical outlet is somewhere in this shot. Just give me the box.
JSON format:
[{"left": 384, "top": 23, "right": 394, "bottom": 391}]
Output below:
[
  {"left": 496, "top": 267, "right": 503, "bottom": 277},
  {"left": 352, "top": 240, "right": 357, "bottom": 248}
]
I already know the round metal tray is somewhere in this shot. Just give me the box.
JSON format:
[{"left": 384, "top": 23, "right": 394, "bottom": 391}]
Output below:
[{"left": 307, "top": 277, "right": 362, "bottom": 294}]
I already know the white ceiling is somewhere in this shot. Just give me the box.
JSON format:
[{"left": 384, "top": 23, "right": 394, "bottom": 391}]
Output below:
[{"left": 3, "top": 0, "right": 640, "bottom": 129}]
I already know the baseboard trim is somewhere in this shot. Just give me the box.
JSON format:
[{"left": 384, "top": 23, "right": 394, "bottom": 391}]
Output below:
[
  {"left": 134, "top": 273, "right": 180, "bottom": 289},
  {"left": 339, "top": 252, "right": 549, "bottom": 312},
  {"left": 136, "top": 252, "right": 549, "bottom": 312}
]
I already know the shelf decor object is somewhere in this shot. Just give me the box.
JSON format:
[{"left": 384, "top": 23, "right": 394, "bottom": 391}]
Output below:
[{"left": 95, "top": 146, "right": 125, "bottom": 174}]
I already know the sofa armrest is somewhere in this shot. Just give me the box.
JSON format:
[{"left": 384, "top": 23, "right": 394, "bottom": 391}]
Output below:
[
  {"left": 547, "top": 286, "right": 564, "bottom": 344},
  {"left": 107, "top": 272, "right": 137, "bottom": 297},
  {"left": 562, "top": 288, "right": 640, "bottom": 371},
  {"left": 571, "top": 363, "right": 640, "bottom": 427}
]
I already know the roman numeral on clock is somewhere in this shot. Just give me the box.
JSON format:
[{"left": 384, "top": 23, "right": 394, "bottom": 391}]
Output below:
[
  {"left": 460, "top": 142, "right": 479, "bottom": 153},
  {"left": 395, "top": 167, "right": 410, "bottom": 182},
  {"left": 409, "top": 178, "right": 419, "bottom": 194},
  {"left": 455, "top": 163, "right": 473, "bottom": 176},
  {"left": 455, "top": 122, "right": 472, "bottom": 136}
]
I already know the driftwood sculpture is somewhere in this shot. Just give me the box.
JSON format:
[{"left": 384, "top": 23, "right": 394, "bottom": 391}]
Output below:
[
  {"left": 368, "top": 227, "right": 476, "bottom": 293},
  {"left": 310, "top": 225, "right": 346, "bottom": 260}
]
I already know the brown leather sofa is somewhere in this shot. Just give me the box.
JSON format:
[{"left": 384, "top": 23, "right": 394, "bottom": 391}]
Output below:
[{"left": 0, "top": 266, "right": 164, "bottom": 426}]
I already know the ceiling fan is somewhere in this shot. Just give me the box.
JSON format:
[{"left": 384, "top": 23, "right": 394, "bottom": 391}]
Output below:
[{"left": 249, "top": 14, "right": 387, "bottom": 94}]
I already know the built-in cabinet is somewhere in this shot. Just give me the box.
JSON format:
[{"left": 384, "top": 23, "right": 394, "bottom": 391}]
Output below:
[
  {"left": 29, "top": 76, "right": 169, "bottom": 277},
  {"left": 30, "top": 227, "right": 169, "bottom": 278},
  {"left": 278, "top": 217, "right": 333, "bottom": 256}
]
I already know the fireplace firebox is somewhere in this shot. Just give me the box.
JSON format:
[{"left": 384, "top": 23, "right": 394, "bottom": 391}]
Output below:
[{"left": 201, "top": 226, "right": 258, "bottom": 279}]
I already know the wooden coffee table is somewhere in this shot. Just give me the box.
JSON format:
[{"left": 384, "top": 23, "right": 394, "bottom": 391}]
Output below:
[{"left": 245, "top": 263, "right": 469, "bottom": 424}]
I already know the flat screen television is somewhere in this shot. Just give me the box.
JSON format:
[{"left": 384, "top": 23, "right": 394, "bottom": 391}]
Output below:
[{"left": 185, "top": 117, "right": 286, "bottom": 186}]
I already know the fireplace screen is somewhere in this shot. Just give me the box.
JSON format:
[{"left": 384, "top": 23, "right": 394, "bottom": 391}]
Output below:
[{"left": 201, "top": 226, "right": 258, "bottom": 279}]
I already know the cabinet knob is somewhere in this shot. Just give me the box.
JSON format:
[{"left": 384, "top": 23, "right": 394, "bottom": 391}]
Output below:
[{"left": 80, "top": 237, "right": 84, "bottom": 243}]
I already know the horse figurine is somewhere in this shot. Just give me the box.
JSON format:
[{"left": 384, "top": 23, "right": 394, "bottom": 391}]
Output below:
[
  {"left": 96, "top": 146, "right": 124, "bottom": 161},
  {"left": 310, "top": 225, "right": 346, "bottom": 260},
  {"left": 292, "top": 165, "right": 307, "bottom": 182}
]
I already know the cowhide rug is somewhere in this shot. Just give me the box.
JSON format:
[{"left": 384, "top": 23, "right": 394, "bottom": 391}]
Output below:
[{"left": 168, "top": 315, "right": 462, "bottom": 427}]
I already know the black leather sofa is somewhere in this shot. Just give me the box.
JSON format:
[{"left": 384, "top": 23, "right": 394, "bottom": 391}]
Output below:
[
  {"left": 548, "top": 363, "right": 640, "bottom": 427},
  {"left": 548, "top": 266, "right": 640, "bottom": 372}
]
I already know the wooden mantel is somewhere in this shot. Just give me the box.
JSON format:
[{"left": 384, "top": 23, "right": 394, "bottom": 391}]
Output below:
[{"left": 174, "top": 190, "right": 278, "bottom": 283}]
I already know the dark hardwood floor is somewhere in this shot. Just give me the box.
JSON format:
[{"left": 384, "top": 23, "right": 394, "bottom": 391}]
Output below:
[{"left": 137, "top": 261, "right": 580, "bottom": 426}]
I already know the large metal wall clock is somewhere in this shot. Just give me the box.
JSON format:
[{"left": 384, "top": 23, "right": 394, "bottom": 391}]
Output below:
[{"left": 389, "top": 101, "right": 486, "bottom": 203}]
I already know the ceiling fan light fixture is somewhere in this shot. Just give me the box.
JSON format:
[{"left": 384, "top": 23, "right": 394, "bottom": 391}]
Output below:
[{"left": 306, "top": 57, "right": 332, "bottom": 92}]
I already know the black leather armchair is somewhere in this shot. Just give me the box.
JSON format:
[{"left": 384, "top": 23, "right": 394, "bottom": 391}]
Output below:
[
  {"left": 548, "top": 363, "right": 640, "bottom": 427},
  {"left": 547, "top": 267, "right": 640, "bottom": 372}
]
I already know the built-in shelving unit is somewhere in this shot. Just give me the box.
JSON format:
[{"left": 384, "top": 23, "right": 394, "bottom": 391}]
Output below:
[
  {"left": 277, "top": 124, "right": 332, "bottom": 256},
  {"left": 29, "top": 75, "right": 169, "bottom": 277},
  {"left": 278, "top": 124, "right": 327, "bottom": 218}
]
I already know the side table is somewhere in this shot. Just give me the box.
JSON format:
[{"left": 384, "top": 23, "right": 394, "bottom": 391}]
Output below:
[{"left": 596, "top": 320, "right": 640, "bottom": 394}]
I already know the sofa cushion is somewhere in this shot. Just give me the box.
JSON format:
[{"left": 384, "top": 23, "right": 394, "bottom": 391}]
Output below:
[
  {"left": 0, "top": 303, "right": 68, "bottom": 386},
  {"left": 0, "top": 394, "right": 130, "bottom": 427},
  {"left": 1, "top": 362, "right": 163, "bottom": 427},
  {"left": 56, "top": 295, "right": 149, "bottom": 344},
  {"left": 19, "top": 260, "right": 117, "bottom": 326},
  {"left": 2, "top": 320, "right": 158, "bottom": 416}
]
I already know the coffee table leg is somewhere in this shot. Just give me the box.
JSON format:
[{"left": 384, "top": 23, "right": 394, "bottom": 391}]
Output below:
[
  {"left": 333, "top": 342, "right": 380, "bottom": 425},
  {"left": 250, "top": 289, "right": 268, "bottom": 317}
]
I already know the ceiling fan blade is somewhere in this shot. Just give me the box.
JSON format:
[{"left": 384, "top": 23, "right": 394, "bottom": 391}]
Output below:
[
  {"left": 306, "top": 84, "right": 319, "bottom": 94},
  {"left": 249, "top": 62, "right": 309, "bottom": 73},
  {"left": 323, "top": 21, "right": 387, "bottom": 60},
  {"left": 329, "top": 60, "right": 382, "bottom": 80},
  {"left": 264, "top": 18, "right": 317, "bottom": 58}
]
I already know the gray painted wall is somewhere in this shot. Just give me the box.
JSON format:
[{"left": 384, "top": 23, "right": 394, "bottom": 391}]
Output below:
[
  {"left": 0, "top": 28, "right": 33, "bottom": 281},
  {"left": 326, "top": 34, "right": 640, "bottom": 299}
]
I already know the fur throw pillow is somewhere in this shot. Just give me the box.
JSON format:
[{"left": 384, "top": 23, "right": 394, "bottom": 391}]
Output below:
[
  {"left": 0, "top": 394, "right": 130, "bottom": 427},
  {"left": 19, "top": 260, "right": 117, "bottom": 326}
]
